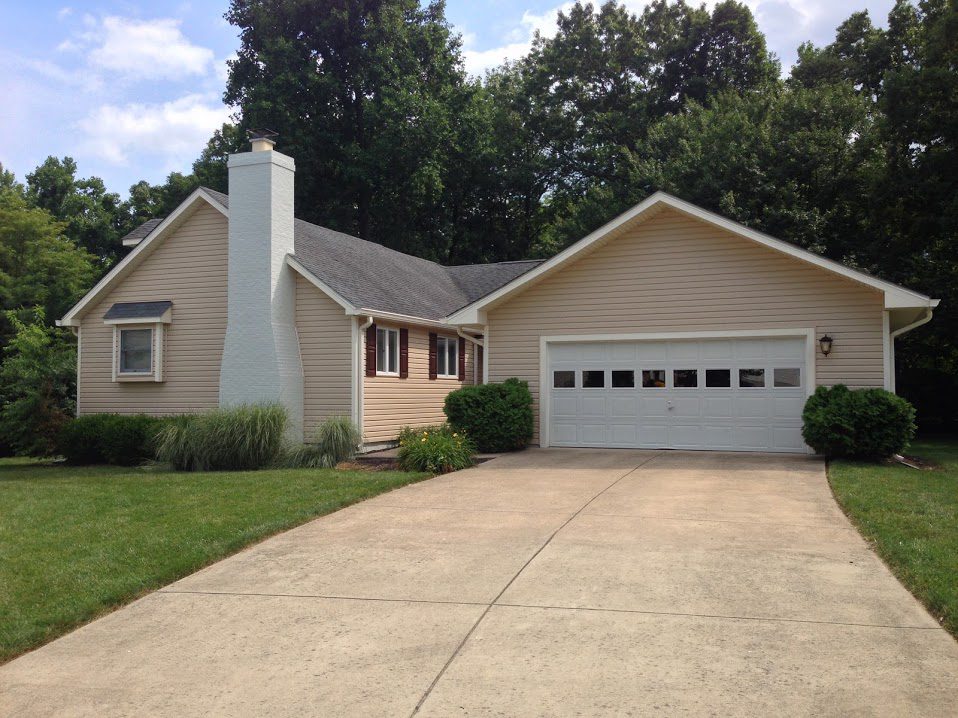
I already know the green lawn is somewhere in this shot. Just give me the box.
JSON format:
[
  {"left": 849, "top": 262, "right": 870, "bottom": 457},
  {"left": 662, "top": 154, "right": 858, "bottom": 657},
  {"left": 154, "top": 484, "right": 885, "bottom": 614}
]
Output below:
[
  {"left": 0, "top": 460, "right": 427, "bottom": 663},
  {"left": 829, "top": 438, "right": 958, "bottom": 637}
]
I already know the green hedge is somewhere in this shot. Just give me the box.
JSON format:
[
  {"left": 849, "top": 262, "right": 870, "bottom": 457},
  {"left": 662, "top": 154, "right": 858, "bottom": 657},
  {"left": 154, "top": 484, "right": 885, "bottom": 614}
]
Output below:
[
  {"left": 444, "top": 378, "right": 533, "bottom": 452},
  {"left": 801, "top": 384, "right": 916, "bottom": 459},
  {"left": 58, "top": 414, "right": 164, "bottom": 466}
]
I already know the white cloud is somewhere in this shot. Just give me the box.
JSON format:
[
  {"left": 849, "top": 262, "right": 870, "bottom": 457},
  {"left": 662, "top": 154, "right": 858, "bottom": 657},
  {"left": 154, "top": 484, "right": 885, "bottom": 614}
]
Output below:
[
  {"left": 57, "top": 7, "right": 73, "bottom": 20},
  {"left": 77, "top": 94, "right": 232, "bottom": 166},
  {"left": 62, "top": 16, "right": 215, "bottom": 80}
]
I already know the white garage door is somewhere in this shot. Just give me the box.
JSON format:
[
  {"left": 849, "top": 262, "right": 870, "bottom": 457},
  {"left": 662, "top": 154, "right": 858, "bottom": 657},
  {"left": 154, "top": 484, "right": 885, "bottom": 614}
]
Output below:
[{"left": 548, "top": 337, "right": 808, "bottom": 453}]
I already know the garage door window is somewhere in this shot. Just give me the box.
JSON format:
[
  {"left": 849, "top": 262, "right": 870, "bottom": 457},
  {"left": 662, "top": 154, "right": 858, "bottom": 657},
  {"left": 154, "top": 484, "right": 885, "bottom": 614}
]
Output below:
[
  {"left": 553, "top": 370, "right": 576, "bottom": 388},
  {"left": 582, "top": 370, "right": 605, "bottom": 388},
  {"left": 774, "top": 368, "right": 801, "bottom": 387},
  {"left": 642, "top": 370, "right": 666, "bottom": 388},
  {"left": 739, "top": 368, "right": 765, "bottom": 388},
  {"left": 611, "top": 370, "right": 634, "bottom": 388},
  {"left": 705, "top": 369, "right": 731, "bottom": 387},
  {"left": 673, "top": 369, "right": 698, "bottom": 388}
]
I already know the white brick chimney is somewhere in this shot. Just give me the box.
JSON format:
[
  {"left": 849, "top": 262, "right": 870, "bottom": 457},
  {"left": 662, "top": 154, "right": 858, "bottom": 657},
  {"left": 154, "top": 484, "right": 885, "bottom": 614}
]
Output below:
[{"left": 219, "top": 132, "right": 304, "bottom": 440}]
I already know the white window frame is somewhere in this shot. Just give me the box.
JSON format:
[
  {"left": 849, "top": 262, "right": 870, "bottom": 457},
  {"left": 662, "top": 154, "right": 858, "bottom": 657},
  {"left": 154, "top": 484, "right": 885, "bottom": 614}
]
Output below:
[
  {"left": 436, "top": 335, "right": 459, "bottom": 379},
  {"left": 110, "top": 323, "right": 165, "bottom": 382},
  {"left": 376, "top": 327, "right": 400, "bottom": 376}
]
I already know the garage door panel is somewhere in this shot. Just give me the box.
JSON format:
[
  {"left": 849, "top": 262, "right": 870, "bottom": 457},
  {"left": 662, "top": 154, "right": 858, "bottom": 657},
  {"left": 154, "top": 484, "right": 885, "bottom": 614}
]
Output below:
[
  {"left": 553, "top": 395, "right": 578, "bottom": 417},
  {"left": 609, "top": 396, "right": 638, "bottom": 419},
  {"left": 734, "top": 425, "right": 772, "bottom": 450},
  {"left": 579, "top": 423, "right": 608, "bottom": 445},
  {"left": 773, "top": 427, "right": 806, "bottom": 451},
  {"left": 548, "top": 336, "right": 808, "bottom": 453},
  {"left": 704, "top": 397, "right": 733, "bottom": 418},
  {"left": 671, "top": 397, "right": 702, "bottom": 418},
  {"left": 736, "top": 397, "right": 770, "bottom": 419},
  {"left": 580, "top": 396, "right": 607, "bottom": 417},
  {"left": 610, "top": 424, "right": 639, "bottom": 445},
  {"left": 641, "top": 397, "right": 671, "bottom": 417}
]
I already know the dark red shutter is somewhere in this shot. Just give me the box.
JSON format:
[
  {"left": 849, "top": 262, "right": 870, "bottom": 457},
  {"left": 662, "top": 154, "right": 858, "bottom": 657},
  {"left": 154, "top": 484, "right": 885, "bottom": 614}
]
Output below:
[
  {"left": 365, "top": 324, "right": 377, "bottom": 377},
  {"left": 458, "top": 337, "right": 466, "bottom": 381},
  {"left": 428, "top": 332, "right": 438, "bottom": 380},
  {"left": 477, "top": 345, "right": 484, "bottom": 383},
  {"left": 399, "top": 328, "right": 409, "bottom": 379}
]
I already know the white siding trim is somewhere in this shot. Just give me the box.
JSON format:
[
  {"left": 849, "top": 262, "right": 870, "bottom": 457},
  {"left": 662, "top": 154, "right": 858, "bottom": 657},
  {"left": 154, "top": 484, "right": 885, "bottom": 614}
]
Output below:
[
  {"left": 882, "top": 311, "right": 894, "bottom": 392},
  {"left": 482, "top": 325, "right": 490, "bottom": 385},
  {"left": 537, "top": 328, "right": 816, "bottom": 449},
  {"left": 75, "top": 326, "right": 82, "bottom": 416}
]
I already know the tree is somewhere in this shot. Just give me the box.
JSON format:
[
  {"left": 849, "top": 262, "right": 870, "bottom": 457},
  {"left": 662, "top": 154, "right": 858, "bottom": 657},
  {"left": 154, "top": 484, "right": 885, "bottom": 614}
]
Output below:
[
  {"left": 25, "top": 156, "right": 125, "bottom": 264},
  {"left": 0, "top": 191, "right": 97, "bottom": 344},
  {"left": 0, "top": 309, "right": 77, "bottom": 456},
  {"left": 224, "top": 0, "right": 472, "bottom": 259}
]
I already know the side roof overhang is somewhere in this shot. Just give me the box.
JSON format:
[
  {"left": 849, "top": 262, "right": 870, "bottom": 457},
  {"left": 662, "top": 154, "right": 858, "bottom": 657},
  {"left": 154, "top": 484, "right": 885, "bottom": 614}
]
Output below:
[
  {"left": 444, "top": 191, "right": 939, "bottom": 326},
  {"left": 58, "top": 188, "right": 228, "bottom": 327}
]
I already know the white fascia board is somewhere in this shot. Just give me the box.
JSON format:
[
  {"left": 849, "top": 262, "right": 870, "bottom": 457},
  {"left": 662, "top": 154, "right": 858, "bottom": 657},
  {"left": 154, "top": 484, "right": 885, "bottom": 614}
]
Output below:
[
  {"left": 445, "top": 191, "right": 936, "bottom": 323},
  {"left": 357, "top": 309, "right": 456, "bottom": 329},
  {"left": 285, "top": 255, "right": 358, "bottom": 313},
  {"left": 58, "top": 189, "right": 227, "bottom": 327}
]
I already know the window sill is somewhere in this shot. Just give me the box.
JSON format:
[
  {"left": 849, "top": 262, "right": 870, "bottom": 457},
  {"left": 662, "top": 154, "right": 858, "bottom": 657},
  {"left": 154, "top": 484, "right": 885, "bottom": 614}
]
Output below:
[
  {"left": 375, "top": 371, "right": 400, "bottom": 378},
  {"left": 115, "top": 374, "right": 162, "bottom": 383}
]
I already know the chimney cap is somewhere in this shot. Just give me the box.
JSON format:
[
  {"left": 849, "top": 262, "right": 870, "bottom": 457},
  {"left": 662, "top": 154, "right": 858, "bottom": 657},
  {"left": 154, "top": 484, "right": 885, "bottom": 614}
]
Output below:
[
  {"left": 247, "top": 128, "right": 279, "bottom": 152},
  {"left": 248, "top": 128, "right": 279, "bottom": 141}
]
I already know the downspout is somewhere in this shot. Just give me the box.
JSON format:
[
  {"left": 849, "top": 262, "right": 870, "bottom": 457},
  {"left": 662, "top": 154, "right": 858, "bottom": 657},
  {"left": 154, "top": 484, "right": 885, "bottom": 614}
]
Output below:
[
  {"left": 888, "top": 306, "right": 934, "bottom": 394},
  {"left": 457, "top": 328, "right": 483, "bottom": 384},
  {"left": 355, "top": 316, "right": 374, "bottom": 443}
]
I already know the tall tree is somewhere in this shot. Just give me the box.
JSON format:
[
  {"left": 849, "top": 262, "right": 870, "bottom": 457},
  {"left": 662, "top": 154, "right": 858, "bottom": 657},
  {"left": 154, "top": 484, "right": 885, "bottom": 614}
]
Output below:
[{"left": 224, "top": 0, "right": 471, "bottom": 259}]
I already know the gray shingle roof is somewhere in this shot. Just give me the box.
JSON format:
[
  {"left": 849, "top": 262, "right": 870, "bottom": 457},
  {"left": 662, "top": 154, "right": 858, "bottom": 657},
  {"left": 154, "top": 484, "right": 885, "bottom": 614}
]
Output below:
[
  {"left": 103, "top": 301, "right": 172, "bottom": 321},
  {"left": 188, "top": 188, "right": 541, "bottom": 320},
  {"left": 120, "top": 217, "right": 163, "bottom": 245}
]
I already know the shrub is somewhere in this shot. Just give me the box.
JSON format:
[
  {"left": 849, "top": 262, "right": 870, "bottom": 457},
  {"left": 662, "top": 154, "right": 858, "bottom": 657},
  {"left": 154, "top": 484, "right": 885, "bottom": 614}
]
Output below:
[
  {"left": 154, "top": 404, "right": 288, "bottom": 471},
  {"left": 802, "top": 385, "right": 917, "bottom": 459},
  {"left": 443, "top": 378, "right": 533, "bottom": 452},
  {"left": 397, "top": 425, "right": 475, "bottom": 474},
  {"left": 281, "top": 416, "right": 361, "bottom": 468},
  {"left": 58, "top": 413, "right": 164, "bottom": 465}
]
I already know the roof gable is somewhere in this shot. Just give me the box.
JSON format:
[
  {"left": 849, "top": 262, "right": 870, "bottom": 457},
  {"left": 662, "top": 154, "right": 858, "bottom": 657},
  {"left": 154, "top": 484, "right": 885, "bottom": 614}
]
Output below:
[
  {"left": 445, "top": 192, "right": 936, "bottom": 325},
  {"left": 59, "top": 188, "right": 228, "bottom": 327}
]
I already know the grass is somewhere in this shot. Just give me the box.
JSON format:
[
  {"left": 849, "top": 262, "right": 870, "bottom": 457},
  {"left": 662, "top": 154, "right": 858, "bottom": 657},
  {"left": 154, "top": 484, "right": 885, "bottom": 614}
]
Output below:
[
  {"left": 829, "top": 438, "right": 958, "bottom": 637},
  {"left": 0, "top": 459, "right": 428, "bottom": 663}
]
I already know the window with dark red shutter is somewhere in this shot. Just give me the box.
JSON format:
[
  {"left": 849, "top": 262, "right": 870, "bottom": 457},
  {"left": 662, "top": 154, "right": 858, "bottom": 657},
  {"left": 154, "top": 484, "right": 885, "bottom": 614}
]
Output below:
[
  {"left": 428, "top": 333, "right": 438, "bottom": 380},
  {"left": 458, "top": 337, "right": 466, "bottom": 381},
  {"left": 365, "top": 324, "right": 377, "bottom": 377},
  {"left": 399, "top": 328, "right": 409, "bottom": 378}
]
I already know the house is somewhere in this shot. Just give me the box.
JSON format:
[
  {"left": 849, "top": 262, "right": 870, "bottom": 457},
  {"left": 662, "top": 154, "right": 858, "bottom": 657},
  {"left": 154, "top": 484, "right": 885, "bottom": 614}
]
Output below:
[{"left": 58, "top": 136, "right": 938, "bottom": 453}]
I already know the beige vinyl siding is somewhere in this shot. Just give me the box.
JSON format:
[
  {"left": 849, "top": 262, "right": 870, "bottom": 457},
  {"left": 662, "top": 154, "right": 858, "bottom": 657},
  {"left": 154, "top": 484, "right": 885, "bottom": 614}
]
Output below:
[
  {"left": 77, "top": 203, "right": 228, "bottom": 415},
  {"left": 486, "top": 208, "right": 885, "bottom": 443},
  {"left": 296, "top": 274, "right": 353, "bottom": 441},
  {"left": 363, "top": 325, "right": 476, "bottom": 444}
]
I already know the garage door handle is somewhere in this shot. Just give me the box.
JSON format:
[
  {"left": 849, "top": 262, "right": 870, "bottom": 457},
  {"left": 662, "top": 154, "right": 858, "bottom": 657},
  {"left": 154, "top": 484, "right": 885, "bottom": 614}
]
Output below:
[{"left": 667, "top": 401, "right": 674, "bottom": 410}]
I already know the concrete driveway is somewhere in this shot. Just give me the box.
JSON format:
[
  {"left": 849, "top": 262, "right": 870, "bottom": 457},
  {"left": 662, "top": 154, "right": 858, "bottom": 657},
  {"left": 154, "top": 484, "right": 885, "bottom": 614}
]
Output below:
[{"left": 3, "top": 450, "right": 957, "bottom": 716}]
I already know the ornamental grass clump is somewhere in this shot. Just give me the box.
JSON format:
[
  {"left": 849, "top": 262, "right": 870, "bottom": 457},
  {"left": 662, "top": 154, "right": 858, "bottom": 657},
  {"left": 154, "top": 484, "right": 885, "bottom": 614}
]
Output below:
[
  {"left": 154, "top": 404, "right": 288, "bottom": 471},
  {"left": 281, "top": 416, "right": 361, "bottom": 468},
  {"left": 397, "top": 424, "right": 475, "bottom": 474}
]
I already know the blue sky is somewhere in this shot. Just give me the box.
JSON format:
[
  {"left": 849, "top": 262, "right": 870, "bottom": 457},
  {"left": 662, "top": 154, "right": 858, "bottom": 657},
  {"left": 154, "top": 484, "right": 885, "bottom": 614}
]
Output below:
[{"left": 0, "top": 0, "right": 898, "bottom": 196}]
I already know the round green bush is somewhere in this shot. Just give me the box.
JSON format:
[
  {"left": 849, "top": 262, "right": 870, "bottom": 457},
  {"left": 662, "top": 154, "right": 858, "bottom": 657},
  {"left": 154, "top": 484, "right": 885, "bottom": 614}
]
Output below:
[
  {"left": 443, "top": 378, "right": 533, "bottom": 452},
  {"left": 801, "top": 384, "right": 916, "bottom": 459}
]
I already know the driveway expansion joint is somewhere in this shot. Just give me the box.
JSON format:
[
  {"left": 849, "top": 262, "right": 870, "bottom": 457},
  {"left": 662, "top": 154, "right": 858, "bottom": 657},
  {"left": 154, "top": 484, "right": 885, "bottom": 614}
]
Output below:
[{"left": 409, "top": 451, "right": 666, "bottom": 717}]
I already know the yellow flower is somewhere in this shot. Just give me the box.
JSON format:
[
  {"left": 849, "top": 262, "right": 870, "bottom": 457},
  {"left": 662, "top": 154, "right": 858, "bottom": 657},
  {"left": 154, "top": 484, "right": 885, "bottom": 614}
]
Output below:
[
  {"left": 421, "top": 437, "right": 426, "bottom": 443},
  {"left": 452, "top": 433, "right": 458, "bottom": 438}
]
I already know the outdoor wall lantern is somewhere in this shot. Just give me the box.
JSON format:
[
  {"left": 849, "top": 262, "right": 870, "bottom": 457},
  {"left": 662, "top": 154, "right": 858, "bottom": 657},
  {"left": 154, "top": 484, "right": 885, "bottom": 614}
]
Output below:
[{"left": 819, "top": 334, "right": 834, "bottom": 356}]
